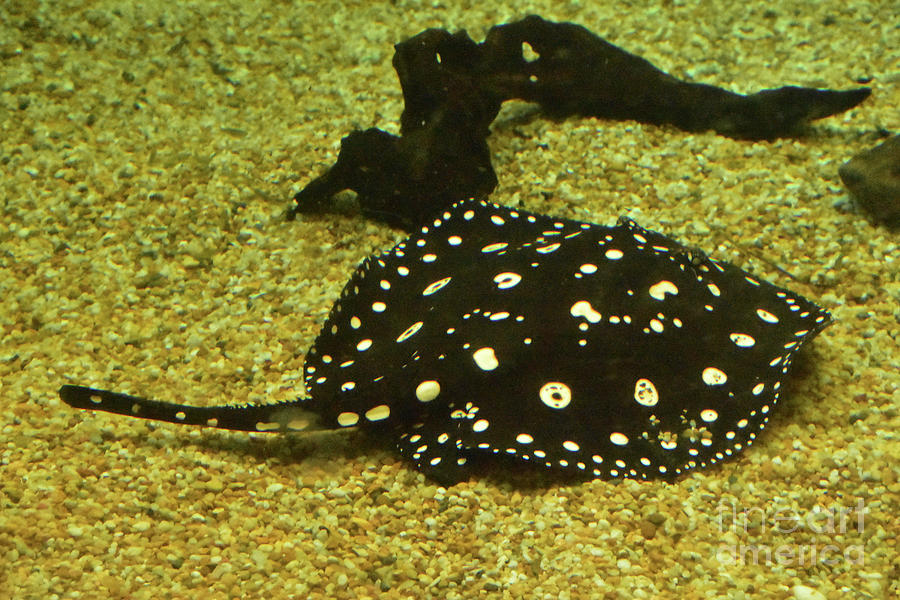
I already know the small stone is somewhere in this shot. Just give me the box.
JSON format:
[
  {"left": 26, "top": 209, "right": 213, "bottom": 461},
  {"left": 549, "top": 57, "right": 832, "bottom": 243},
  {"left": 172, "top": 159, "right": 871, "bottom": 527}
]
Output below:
[
  {"left": 118, "top": 162, "right": 137, "bottom": 178},
  {"left": 646, "top": 512, "right": 667, "bottom": 526},
  {"left": 791, "top": 584, "right": 826, "bottom": 600},
  {"left": 205, "top": 478, "right": 225, "bottom": 493},
  {"left": 638, "top": 519, "right": 657, "bottom": 539},
  {"left": 67, "top": 525, "right": 84, "bottom": 538},
  {"left": 839, "top": 134, "right": 900, "bottom": 227}
]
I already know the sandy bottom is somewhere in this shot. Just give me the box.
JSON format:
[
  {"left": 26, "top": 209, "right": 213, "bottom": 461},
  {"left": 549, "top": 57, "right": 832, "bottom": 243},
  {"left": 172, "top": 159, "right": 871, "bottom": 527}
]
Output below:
[{"left": 1, "top": 1, "right": 897, "bottom": 598}]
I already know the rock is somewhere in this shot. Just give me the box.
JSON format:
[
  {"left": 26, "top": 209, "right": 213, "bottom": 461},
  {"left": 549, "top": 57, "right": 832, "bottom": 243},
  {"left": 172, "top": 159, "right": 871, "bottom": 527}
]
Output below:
[{"left": 839, "top": 134, "right": 900, "bottom": 227}]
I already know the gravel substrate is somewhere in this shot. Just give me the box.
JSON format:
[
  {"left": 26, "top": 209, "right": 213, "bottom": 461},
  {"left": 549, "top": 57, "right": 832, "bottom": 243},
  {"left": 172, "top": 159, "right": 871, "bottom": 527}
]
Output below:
[{"left": 1, "top": 1, "right": 897, "bottom": 598}]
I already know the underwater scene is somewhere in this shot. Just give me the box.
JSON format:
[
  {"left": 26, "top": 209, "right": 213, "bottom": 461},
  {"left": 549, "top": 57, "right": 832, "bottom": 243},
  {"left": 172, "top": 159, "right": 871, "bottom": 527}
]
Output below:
[{"left": 1, "top": 0, "right": 897, "bottom": 598}]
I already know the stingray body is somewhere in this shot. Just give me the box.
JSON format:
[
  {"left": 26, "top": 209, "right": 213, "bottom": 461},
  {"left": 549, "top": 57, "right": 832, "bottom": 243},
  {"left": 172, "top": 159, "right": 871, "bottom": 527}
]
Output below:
[{"left": 61, "top": 199, "right": 830, "bottom": 484}]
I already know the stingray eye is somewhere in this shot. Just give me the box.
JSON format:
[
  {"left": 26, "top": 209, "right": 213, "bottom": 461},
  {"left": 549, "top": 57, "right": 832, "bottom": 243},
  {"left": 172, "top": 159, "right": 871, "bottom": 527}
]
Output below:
[{"left": 686, "top": 247, "right": 708, "bottom": 267}]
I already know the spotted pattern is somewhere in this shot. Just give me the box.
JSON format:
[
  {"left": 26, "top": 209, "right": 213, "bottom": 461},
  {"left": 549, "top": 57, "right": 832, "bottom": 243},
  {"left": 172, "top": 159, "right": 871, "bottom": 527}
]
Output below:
[{"left": 298, "top": 199, "right": 830, "bottom": 483}]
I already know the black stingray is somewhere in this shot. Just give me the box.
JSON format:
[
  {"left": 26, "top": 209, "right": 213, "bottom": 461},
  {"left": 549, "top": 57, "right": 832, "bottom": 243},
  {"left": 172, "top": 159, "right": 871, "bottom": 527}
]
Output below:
[{"left": 60, "top": 199, "right": 831, "bottom": 484}]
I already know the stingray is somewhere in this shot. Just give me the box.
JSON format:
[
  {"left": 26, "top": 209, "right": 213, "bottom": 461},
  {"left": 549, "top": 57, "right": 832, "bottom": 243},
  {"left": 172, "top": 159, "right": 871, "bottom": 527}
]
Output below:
[{"left": 60, "top": 199, "right": 831, "bottom": 484}]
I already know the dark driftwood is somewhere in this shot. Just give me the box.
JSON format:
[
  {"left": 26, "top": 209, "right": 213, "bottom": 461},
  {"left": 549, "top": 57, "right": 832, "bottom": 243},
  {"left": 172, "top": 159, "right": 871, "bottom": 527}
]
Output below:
[{"left": 290, "top": 15, "right": 870, "bottom": 230}]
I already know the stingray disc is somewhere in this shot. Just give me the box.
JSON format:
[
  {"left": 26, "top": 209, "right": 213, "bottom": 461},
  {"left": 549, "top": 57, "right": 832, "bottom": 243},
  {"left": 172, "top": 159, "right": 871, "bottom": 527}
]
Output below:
[{"left": 301, "top": 199, "right": 831, "bottom": 483}]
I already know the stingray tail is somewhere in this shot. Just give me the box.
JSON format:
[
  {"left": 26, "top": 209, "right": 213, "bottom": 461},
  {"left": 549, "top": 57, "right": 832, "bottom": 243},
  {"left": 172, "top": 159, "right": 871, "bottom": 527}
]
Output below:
[{"left": 59, "top": 385, "right": 328, "bottom": 433}]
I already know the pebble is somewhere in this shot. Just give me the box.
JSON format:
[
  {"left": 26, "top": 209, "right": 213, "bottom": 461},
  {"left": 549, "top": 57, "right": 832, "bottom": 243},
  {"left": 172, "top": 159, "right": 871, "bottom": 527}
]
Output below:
[
  {"left": 791, "top": 585, "right": 826, "bottom": 600},
  {"left": 67, "top": 525, "right": 84, "bottom": 538}
]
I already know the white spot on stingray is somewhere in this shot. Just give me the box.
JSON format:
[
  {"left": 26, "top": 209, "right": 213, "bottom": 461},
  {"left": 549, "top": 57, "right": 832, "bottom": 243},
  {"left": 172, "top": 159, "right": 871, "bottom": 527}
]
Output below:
[
  {"left": 752, "top": 383, "right": 765, "bottom": 396},
  {"left": 648, "top": 280, "right": 679, "bottom": 301},
  {"left": 563, "top": 440, "right": 580, "bottom": 452},
  {"left": 634, "top": 378, "right": 659, "bottom": 407},
  {"left": 430, "top": 456, "right": 442, "bottom": 466},
  {"left": 397, "top": 266, "right": 409, "bottom": 276},
  {"left": 379, "top": 280, "right": 391, "bottom": 290},
  {"left": 494, "top": 272, "right": 522, "bottom": 289},
  {"left": 341, "top": 381, "right": 356, "bottom": 391},
  {"left": 700, "top": 409, "right": 719, "bottom": 423},
  {"left": 756, "top": 308, "right": 779, "bottom": 323},
  {"left": 422, "top": 276, "right": 452, "bottom": 296},
  {"left": 473, "top": 347, "right": 499, "bottom": 371},
  {"left": 372, "top": 301, "right": 387, "bottom": 312},
  {"left": 490, "top": 215, "right": 505, "bottom": 226},
  {"left": 365, "top": 405, "right": 390, "bottom": 422},
  {"left": 702, "top": 367, "right": 728, "bottom": 386},
  {"left": 350, "top": 316, "right": 361, "bottom": 329},
  {"left": 730, "top": 333, "right": 756, "bottom": 348},
  {"left": 649, "top": 318, "right": 664, "bottom": 333},
  {"left": 448, "top": 235, "right": 462, "bottom": 246},
  {"left": 464, "top": 210, "right": 475, "bottom": 220},
  {"left": 516, "top": 433, "right": 534, "bottom": 444},
  {"left": 415, "top": 380, "right": 440, "bottom": 402},
  {"left": 536, "top": 243, "right": 560, "bottom": 254},
  {"left": 337, "top": 412, "right": 359, "bottom": 427},
  {"left": 473, "top": 419, "right": 490, "bottom": 432},
  {"left": 610, "top": 432, "right": 629, "bottom": 446},
  {"left": 539, "top": 382, "right": 571, "bottom": 409},
  {"left": 397, "top": 321, "right": 424, "bottom": 342},
  {"left": 489, "top": 312, "right": 509, "bottom": 321},
  {"left": 356, "top": 339, "right": 373, "bottom": 351},
  {"left": 570, "top": 300, "right": 602, "bottom": 323},
  {"left": 707, "top": 283, "right": 721, "bottom": 297},
  {"left": 605, "top": 248, "right": 624, "bottom": 260},
  {"left": 481, "top": 242, "right": 508, "bottom": 253},
  {"left": 579, "top": 263, "right": 598, "bottom": 274},
  {"left": 422, "top": 253, "right": 437, "bottom": 263}
]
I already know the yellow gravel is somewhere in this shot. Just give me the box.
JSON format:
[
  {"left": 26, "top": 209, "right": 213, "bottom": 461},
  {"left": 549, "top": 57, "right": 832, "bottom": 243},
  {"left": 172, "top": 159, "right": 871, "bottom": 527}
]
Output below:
[{"left": 1, "top": 1, "right": 897, "bottom": 598}]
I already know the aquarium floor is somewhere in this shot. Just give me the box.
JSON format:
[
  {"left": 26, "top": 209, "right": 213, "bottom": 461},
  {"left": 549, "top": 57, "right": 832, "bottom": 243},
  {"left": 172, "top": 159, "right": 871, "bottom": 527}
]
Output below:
[{"left": 1, "top": 1, "right": 897, "bottom": 598}]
